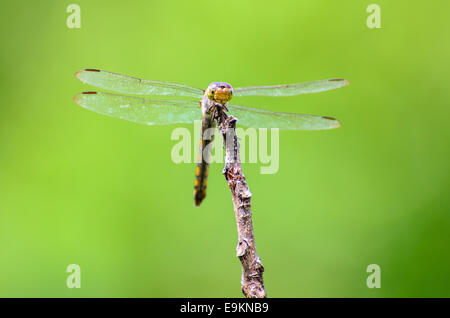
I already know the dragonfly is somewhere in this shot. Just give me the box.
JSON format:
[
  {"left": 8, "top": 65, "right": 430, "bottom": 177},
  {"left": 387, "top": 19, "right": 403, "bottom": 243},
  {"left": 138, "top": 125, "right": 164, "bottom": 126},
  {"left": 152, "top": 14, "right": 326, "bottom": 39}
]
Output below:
[{"left": 73, "top": 69, "right": 349, "bottom": 206}]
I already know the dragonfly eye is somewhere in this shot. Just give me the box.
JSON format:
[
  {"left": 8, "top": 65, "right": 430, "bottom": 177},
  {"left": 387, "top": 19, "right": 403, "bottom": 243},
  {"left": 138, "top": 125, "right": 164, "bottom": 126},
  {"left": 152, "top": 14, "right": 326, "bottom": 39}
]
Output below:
[
  {"left": 207, "top": 89, "right": 216, "bottom": 100},
  {"left": 206, "top": 83, "right": 233, "bottom": 103}
]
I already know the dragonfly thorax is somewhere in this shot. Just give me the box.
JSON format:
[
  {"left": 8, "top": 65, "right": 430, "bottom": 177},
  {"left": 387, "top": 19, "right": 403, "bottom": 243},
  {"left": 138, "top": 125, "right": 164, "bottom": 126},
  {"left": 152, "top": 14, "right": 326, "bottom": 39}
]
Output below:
[{"left": 205, "top": 82, "right": 233, "bottom": 104}]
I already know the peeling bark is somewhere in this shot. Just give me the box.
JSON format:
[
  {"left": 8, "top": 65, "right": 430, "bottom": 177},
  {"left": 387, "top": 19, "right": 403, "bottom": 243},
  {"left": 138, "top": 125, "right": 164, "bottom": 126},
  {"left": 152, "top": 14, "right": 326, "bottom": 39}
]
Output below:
[{"left": 216, "top": 112, "right": 266, "bottom": 298}]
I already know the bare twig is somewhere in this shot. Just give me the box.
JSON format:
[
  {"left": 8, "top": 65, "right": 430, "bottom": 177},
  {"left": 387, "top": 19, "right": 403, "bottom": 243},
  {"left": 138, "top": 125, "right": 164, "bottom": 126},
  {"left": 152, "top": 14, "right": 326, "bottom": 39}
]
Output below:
[{"left": 215, "top": 110, "right": 266, "bottom": 298}]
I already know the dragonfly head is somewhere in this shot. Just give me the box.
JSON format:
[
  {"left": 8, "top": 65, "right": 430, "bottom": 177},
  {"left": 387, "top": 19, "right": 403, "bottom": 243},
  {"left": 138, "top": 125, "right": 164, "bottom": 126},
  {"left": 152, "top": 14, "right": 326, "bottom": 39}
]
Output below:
[{"left": 205, "top": 82, "right": 233, "bottom": 104}]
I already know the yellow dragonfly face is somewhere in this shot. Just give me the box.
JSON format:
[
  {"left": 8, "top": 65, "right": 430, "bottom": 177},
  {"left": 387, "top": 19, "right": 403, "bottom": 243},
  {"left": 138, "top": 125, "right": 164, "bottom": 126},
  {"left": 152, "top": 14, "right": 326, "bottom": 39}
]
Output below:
[{"left": 205, "top": 82, "right": 233, "bottom": 104}]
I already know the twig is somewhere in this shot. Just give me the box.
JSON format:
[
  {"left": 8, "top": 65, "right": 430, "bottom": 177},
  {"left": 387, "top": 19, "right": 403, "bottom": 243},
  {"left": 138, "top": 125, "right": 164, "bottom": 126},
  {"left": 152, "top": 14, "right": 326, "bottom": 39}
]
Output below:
[{"left": 215, "top": 110, "right": 266, "bottom": 298}]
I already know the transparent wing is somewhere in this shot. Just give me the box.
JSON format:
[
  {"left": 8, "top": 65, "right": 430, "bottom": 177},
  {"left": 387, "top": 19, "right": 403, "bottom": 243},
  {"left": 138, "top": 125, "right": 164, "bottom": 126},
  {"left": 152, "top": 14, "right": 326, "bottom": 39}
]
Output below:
[
  {"left": 75, "top": 69, "right": 204, "bottom": 98},
  {"left": 234, "top": 78, "right": 350, "bottom": 97},
  {"left": 228, "top": 104, "right": 341, "bottom": 130},
  {"left": 73, "top": 92, "right": 200, "bottom": 125}
]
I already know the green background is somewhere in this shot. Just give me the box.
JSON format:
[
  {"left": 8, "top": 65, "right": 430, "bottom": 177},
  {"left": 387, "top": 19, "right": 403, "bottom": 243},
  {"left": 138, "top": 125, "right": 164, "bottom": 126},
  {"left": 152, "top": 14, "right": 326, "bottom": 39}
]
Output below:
[{"left": 0, "top": 0, "right": 449, "bottom": 297}]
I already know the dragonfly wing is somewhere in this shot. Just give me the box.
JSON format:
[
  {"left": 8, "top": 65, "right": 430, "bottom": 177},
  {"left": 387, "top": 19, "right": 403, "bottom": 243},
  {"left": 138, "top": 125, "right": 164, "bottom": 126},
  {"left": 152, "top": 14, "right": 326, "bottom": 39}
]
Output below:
[
  {"left": 234, "top": 79, "right": 349, "bottom": 97},
  {"left": 74, "top": 92, "right": 200, "bottom": 125},
  {"left": 227, "top": 104, "right": 341, "bottom": 130},
  {"left": 75, "top": 69, "right": 204, "bottom": 98}
]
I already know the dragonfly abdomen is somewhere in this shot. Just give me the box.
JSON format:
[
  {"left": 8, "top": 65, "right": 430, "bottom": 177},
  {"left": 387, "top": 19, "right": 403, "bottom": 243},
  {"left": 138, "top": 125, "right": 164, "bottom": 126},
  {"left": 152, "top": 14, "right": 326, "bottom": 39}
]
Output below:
[
  {"left": 194, "top": 135, "right": 214, "bottom": 206},
  {"left": 194, "top": 111, "right": 216, "bottom": 207},
  {"left": 194, "top": 159, "right": 209, "bottom": 206}
]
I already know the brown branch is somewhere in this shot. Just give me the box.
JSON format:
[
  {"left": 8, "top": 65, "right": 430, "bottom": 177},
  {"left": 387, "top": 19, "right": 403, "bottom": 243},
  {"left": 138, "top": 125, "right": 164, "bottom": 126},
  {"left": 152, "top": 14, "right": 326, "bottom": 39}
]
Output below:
[{"left": 215, "top": 111, "right": 266, "bottom": 298}]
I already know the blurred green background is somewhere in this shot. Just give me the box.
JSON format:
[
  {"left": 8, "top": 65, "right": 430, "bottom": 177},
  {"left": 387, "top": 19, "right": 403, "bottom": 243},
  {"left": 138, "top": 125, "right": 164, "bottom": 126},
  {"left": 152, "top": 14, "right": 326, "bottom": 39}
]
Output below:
[{"left": 0, "top": 0, "right": 449, "bottom": 297}]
